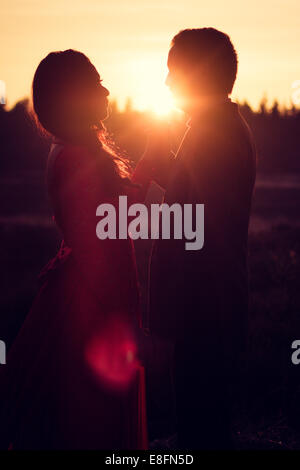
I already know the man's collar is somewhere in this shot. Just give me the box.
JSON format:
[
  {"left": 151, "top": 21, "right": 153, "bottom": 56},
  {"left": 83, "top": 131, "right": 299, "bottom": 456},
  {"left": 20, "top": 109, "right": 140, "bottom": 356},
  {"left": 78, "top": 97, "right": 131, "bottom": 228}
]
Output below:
[{"left": 187, "top": 97, "right": 238, "bottom": 127}]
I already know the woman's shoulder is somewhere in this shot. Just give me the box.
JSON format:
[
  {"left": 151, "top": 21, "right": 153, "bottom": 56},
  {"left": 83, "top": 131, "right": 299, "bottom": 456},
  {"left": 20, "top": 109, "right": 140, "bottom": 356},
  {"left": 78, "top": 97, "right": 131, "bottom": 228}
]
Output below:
[
  {"left": 56, "top": 143, "right": 92, "bottom": 167},
  {"left": 47, "top": 143, "right": 104, "bottom": 196},
  {"left": 53, "top": 143, "right": 101, "bottom": 177}
]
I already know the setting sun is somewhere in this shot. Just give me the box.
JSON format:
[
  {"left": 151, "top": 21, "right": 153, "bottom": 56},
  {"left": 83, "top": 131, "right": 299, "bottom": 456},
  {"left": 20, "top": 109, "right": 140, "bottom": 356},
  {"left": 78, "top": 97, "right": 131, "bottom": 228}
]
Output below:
[{"left": 127, "top": 57, "right": 175, "bottom": 115}]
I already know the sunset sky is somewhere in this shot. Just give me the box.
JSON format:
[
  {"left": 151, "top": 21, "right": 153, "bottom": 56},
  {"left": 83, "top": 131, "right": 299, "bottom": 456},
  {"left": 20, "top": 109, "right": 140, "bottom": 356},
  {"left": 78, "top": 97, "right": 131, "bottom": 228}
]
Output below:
[{"left": 1, "top": 0, "right": 300, "bottom": 112}]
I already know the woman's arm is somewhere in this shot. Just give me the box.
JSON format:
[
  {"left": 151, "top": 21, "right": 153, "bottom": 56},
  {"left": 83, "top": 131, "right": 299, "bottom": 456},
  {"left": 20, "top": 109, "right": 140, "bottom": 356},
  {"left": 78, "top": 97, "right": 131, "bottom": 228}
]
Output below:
[{"left": 131, "top": 123, "right": 175, "bottom": 198}]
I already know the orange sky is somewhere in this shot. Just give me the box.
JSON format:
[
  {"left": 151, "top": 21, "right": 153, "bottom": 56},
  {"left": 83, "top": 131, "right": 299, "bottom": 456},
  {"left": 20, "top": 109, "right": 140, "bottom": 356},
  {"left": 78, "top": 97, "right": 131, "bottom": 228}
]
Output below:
[{"left": 1, "top": 0, "right": 300, "bottom": 111}]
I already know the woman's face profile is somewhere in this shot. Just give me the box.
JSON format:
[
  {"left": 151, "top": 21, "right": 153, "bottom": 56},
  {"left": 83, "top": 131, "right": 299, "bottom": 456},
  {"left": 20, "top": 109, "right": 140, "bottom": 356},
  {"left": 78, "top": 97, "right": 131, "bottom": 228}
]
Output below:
[
  {"left": 77, "top": 79, "right": 109, "bottom": 123},
  {"left": 92, "top": 80, "right": 110, "bottom": 121}
]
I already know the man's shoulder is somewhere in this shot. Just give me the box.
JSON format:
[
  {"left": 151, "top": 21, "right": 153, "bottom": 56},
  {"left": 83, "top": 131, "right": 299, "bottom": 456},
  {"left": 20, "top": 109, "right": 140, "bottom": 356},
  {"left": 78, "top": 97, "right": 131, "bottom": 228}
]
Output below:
[{"left": 190, "top": 107, "right": 255, "bottom": 163}]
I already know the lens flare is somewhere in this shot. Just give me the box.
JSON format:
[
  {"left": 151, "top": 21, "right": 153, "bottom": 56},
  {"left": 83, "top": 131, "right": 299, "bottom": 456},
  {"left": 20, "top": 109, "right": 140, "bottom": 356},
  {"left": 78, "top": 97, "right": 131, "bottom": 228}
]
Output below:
[{"left": 85, "top": 314, "right": 139, "bottom": 390}]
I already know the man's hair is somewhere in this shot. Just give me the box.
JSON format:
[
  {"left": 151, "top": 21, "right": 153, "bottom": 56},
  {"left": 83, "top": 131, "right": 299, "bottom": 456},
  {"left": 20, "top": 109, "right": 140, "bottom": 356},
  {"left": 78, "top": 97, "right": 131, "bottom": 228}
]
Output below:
[{"left": 171, "top": 28, "right": 238, "bottom": 94}]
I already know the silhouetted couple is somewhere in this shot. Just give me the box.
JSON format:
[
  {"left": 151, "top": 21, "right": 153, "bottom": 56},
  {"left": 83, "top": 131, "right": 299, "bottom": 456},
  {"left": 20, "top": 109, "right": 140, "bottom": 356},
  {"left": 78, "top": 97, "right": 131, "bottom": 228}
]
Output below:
[{"left": 0, "top": 27, "right": 256, "bottom": 449}]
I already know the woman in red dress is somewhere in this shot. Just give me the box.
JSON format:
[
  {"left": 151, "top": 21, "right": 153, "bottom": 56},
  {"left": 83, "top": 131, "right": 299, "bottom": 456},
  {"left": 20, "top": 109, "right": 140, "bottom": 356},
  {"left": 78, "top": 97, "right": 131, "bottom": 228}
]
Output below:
[{"left": 0, "top": 50, "right": 150, "bottom": 450}]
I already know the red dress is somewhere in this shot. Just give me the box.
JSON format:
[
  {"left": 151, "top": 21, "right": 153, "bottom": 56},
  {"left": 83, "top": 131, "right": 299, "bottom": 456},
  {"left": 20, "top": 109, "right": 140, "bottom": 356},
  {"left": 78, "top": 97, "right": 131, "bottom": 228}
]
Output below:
[{"left": 0, "top": 143, "right": 149, "bottom": 450}]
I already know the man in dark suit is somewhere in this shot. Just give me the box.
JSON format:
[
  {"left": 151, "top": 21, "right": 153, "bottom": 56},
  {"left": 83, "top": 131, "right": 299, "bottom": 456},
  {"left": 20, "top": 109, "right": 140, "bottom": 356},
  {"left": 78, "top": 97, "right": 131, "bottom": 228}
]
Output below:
[{"left": 142, "top": 28, "right": 256, "bottom": 449}]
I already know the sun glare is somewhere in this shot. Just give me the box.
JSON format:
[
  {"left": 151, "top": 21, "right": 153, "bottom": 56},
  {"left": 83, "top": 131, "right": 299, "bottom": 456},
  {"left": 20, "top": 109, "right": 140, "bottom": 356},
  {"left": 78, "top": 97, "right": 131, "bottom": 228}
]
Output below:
[{"left": 129, "top": 57, "right": 175, "bottom": 116}]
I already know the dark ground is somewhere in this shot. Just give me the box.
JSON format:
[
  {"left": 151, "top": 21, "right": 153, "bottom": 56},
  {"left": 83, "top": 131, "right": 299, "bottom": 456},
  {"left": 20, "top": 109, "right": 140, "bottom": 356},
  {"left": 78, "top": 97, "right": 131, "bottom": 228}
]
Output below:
[{"left": 1, "top": 172, "right": 300, "bottom": 449}]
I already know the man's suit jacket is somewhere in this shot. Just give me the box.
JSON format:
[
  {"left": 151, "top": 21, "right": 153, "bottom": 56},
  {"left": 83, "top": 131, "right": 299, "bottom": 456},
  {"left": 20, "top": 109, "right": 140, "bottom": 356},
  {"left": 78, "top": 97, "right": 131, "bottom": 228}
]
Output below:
[{"left": 148, "top": 100, "right": 256, "bottom": 359}]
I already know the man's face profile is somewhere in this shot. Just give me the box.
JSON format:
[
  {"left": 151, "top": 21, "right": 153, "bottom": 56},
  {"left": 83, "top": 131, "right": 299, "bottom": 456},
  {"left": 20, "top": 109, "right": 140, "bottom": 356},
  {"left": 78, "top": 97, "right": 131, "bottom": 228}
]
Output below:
[
  {"left": 166, "top": 46, "right": 191, "bottom": 111},
  {"left": 166, "top": 46, "right": 209, "bottom": 113}
]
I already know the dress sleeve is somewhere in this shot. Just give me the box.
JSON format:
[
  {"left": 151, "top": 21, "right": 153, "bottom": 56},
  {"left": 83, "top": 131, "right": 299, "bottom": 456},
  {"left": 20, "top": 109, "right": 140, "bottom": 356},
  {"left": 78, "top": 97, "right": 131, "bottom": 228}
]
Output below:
[{"left": 53, "top": 145, "right": 139, "bottom": 315}]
